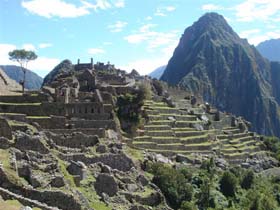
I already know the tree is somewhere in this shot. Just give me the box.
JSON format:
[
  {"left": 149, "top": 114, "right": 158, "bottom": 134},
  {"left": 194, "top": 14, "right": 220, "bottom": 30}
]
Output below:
[
  {"left": 9, "top": 49, "right": 37, "bottom": 93},
  {"left": 219, "top": 171, "right": 238, "bottom": 197}
]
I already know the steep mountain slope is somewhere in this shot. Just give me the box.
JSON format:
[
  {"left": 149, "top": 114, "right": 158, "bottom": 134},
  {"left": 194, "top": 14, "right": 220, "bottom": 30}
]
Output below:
[
  {"left": 257, "top": 38, "right": 280, "bottom": 62},
  {"left": 161, "top": 12, "right": 280, "bottom": 137},
  {"left": 42, "top": 59, "right": 74, "bottom": 86},
  {"left": 0, "top": 68, "right": 21, "bottom": 95},
  {"left": 0, "top": 65, "right": 43, "bottom": 90},
  {"left": 149, "top": 65, "right": 166, "bottom": 79}
]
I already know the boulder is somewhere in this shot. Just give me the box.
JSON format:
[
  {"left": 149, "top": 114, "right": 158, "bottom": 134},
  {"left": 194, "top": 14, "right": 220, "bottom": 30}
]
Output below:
[
  {"left": 15, "top": 132, "right": 49, "bottom": 154},
  {"left": 126, "top": 183, "right": 138, "bottom": 192},
  {"left": 176, "top": 154, "right": 192, "bottom": 163},
  {"left": 0, "top": 137, "right": 11, "bottom": 149},
  {"left": 94, "top": 174, "right": 118, "bottom": 197},
  {"left": 50, "top": 175, "right": 65, "bottom": 188},
  {"left": 137, "top": 175, "right": 149, "bottom": 187},
  {"left": 20, "top": 207, "right": 32, "bottom": 210},
  {"left": 96, "top": 144, "right": 107, "bottom": 153}
]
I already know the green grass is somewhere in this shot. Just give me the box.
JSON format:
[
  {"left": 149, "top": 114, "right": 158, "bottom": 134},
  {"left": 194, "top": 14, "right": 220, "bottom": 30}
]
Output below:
[
  {"left": 7, "top": 120, "right": 37, "bottom": 133},
  {"left": 0, "top": 199, "right": 40, "bottom": 210},
  {"left": 0, "top": 113, "right": 25, "bottom": 116},
  {"left": 180, "top": 134, "right": 208, "bottom": 141},
  {"left": 124, "top": 146, "right": 145, "bottom": 161},
  {"left": 26, "top": 116, "right": 50, "bottom": 119},
  {"left": 0, "top": 149, "right": 27, "bottom": 187},
  {"left": 78, "top": 175, "right": 112, "bottom": 210},
  {"left": 56, "top": 158, "right": 75, "bottom": 188},
  {"left": 0, "top": 102, "right": 41, "bottom": 106}
]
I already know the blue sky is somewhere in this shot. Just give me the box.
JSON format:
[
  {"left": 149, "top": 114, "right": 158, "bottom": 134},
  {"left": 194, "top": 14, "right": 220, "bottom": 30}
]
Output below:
[{"left": 1, "top": 0, "right": 280, "bottom": 77}]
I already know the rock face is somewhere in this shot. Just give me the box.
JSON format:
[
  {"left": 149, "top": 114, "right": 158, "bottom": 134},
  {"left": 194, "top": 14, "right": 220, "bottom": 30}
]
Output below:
[
  {"left": 94, "top": 173, "right": 118, "bottom": 197},
  {"left": 257, "top": 38, "right": 280, "bottom": 62},
  {"left": 161, "top": 12, "right": 280, "bottom": 137},
  {"left": 42, "top": 59, "right": 74, "bottom": 86}
]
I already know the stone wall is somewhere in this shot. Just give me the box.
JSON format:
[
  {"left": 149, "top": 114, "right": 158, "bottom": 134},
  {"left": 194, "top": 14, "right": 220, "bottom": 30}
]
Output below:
[
  {"left": 27, "top": 116, "right": 66, "bottom": 129},
  {"left": 0, "top": 113, "right": 27, "bottom": 122},
  {"left": 0, "top": 94, "right": 48, "bottom": 103},
  {"left": 45, "top": 128, "right": 105, "bottom": 138},
  {"left": 0, "top": 102, "right": 112, "bottom": 118},
  {"left": 46, "top": 132, "right": 99, "bottom": 148},
  {"left": 71, "top": 119, "right": 116, "bottom": 129},
  {"left": 0, "top": 118, "right": 12, "bottom": 139}
]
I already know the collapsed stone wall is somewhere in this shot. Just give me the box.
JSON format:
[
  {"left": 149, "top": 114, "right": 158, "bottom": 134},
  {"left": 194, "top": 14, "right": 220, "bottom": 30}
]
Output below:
[{"left": 46, "top": 132, "right": 99, "bottom": 148}]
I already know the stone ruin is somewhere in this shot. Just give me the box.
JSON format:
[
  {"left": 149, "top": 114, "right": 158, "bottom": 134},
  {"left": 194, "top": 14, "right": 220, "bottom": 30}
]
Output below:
[{"left": 0, "top": 58, "right": 171, "bottom": 210}]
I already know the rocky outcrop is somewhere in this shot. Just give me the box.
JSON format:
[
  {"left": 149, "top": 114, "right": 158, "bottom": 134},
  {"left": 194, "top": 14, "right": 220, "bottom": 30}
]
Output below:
[
  {"left": 42, "top": 59, "right": 74, "bottom": 86},
  {"left": 94, "top": 173, "right": 118, "bottom": 197},
  {"left": 15, "top": 132, "right": 49, "bottom": 154}
]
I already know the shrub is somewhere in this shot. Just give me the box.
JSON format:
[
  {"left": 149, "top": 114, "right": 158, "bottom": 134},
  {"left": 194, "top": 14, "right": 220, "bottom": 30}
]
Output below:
[
  {"left": 241, "top": 170, "right": 254, "bottom": 190},
  {"left": 219, "top": 171, "right": 238, "bottom": 197},
  {"left": 149, "top": 163, "right": 193, "bottom": 209},
  {"left": 180, "top": 201, "right": 198, "bottom": 210}
]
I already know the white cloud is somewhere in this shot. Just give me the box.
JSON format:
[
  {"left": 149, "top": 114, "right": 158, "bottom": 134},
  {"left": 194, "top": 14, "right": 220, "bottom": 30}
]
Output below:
[
  {"left": 108, "top": 21, "right": 128, "bottom": 32},
  {"left": 202, "top": 4, "right": 222, "bottom": 11},
  {"left": 235, "top": 0, "right": 280, "bottom": 22},
  {"left": 0, "top": 44, "right": 17, "bottom": 65},
  {"left": 154, "top": 6, "right": 176, "bottom": 17},
  {"left": 88, "top": 48, "right": 106, "bottom": 55},
  {"left": 22, "top": 0, "right": 124, "bottom": 18},
  {"left": 0, "top": 43, "right": 59, "bottom": 77},
  {"left": 166, "top": 6, "right": 176, "bottom": 12},
  {"left": 145, "top": 16, "right": 152, "bottom": 21},
  {"left": 239, "top": 29, "right": 280, "bottom": 45},
  {"left": 28, "top": 57, "right": 60, "bottom": 77},
  {"left": 38, "top": 43, "right": 53, "bottom": 49},
  {"left": 239, "top": 29, "right": 261, "bottom": 39},
  {"left": 114, "top": 0, "right": 125, "bottom": 8},
  {"left": 22, "top": 44, "right": 36, "bottom": 51},
  {"left": 22, "top": 0, "right": 92, "bottom": 18},
  {"left": 93, "top": 0, "right": 111, "bottom": 11},
  {"left": 119, "top": 58, "right": 167, "bottom": 75},
  {"left": 124, "top": 24, "right": 179, "bottom": 51}
]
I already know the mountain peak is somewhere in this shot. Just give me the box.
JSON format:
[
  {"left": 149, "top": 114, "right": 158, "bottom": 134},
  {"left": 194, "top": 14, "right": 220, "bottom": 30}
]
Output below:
[{"left": 161, "top": 13, "right": 280, "bottom": 137}]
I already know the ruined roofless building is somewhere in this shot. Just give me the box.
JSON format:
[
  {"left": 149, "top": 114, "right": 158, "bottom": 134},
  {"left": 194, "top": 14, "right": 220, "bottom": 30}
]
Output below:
[{"left": 75, "top": 58, "right": 94, "bottom": 71}]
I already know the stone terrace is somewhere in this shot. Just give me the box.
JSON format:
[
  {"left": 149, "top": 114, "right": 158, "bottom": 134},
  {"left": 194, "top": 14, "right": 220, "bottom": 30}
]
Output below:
[{"left": 132, "top": 99, "right": 269, "bottom": 165}]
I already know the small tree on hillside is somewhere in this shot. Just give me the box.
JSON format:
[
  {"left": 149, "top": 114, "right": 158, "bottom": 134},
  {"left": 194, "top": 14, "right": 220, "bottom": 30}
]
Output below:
[{"left": 9, "top": 49, "right": 37, "bottom": 93}]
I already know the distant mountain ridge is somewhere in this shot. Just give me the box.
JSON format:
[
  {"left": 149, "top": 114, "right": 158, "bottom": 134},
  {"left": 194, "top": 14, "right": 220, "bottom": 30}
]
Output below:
[
  {"left": 257, "top": 38, "right": 280, "bottom": 62},
  {"left": 0, "top": 65, "right": 43, "bottom": 90},
  {"left": 149, "top": 65, "right": 166, "bottom": 79},
  {"left": 161, "top": 12, "right": 280, "bottom": 137},
  {"left": 0, "top": 68, "right": 21, "bottom": 95}
]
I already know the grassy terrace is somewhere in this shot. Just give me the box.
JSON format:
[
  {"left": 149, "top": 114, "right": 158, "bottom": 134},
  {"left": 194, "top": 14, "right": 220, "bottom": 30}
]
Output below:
[
  {"left": 0, "top": 102, "right": 41, "bottom": 106},
  {"left": 180, "top": 134, "right": 208, "bottom": 141},
  {"left": 26, "top": 116, "right": 51, "bottom": 119}
]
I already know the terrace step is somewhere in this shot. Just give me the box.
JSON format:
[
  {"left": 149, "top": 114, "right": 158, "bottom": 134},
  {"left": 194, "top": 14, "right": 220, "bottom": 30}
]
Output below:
[
  {"left": 175, "top": 130, "right": 206, "bottom": 137},
  {"left": 145, "top": 130, "right": 175, "bottom": 137},
  {"left": 144, "top": 125, "right": 171, "bottom": 131}
]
